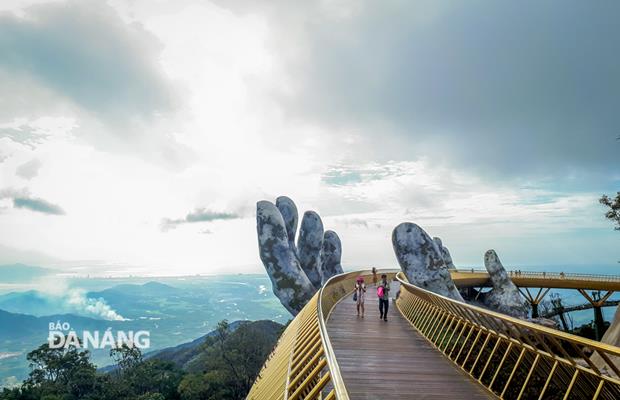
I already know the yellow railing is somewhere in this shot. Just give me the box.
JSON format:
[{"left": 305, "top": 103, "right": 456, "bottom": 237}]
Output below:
[
  {"left": 250, "top": 268, "right": 620, "bottom": 399},
  {"left": 247, "top": 292, "right": 333, "bottom": 400},
  {"left": 248, "top": 270, "right": 397, "bottom": 400},
  {"left": 455, "top": 269, "right": 620, "bottom": 284},
  {"left": 396, "top": 271, "right": 620, "bottom": 399},
  {"left": 451, "top": 269, "right": 620, "bottom": 291}
]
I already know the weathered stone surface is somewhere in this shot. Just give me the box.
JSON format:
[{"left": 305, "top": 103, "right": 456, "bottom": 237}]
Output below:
[
  {"left": 433, "top": 237, "right": 456, "bottom": 270},
  {"left": 297, "top": 211, "right": 324, "bottom": 289},
  {"left": 275, "top": 196, "right": 298, "bottom": 254},
  {"left": 392, "top": 223, "right": 463, "bottom": 301},
  {"left": 257, "top": 197, "right": 345, "bottom": 315},
  {"left": 479, "top": 250, "right": 528, "bottom": 318},
  {"left": 320, "top": 230, "right": 343, "bottom": 283},
  {"left": 256, "top": 201, "right": 315, "bottom": 315},
  {"left": 527, "top": 318, "right": 559, "bottom": 329},
  {"left": 592, "top": 306, "right": 620, "bottom": 374}
]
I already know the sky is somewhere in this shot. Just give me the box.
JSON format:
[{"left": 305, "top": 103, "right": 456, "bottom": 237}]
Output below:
[{"left": 0, "top": 0, "right": 618, "bottom": 276}]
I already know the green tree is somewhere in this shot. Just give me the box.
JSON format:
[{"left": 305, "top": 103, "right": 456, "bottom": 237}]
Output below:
[
  {"left": 177, "top": 374, "right": 209, "bottom": 400},
  {"left": 177, "top": 371, "right": 233, "bottom": 400},
  {"left": 0, "top": 320, "right": 280, "bottom": 400},
  {"left": 111, "top": 343, "right": 144, "bottom": 373},
  {"left": 133, "top": 393, "right": 165, "bottom": 400},
  {"left": 24, "top": 342, "right": 97, "bottom": 399},
  {"left": 600, "top": 192, "right": 620, "bottom": 230},
  {"left": 194, "top": 320, "right": 278, "bottom": 400},
  {"left": 107, "top": 345, "right": 183, "bottom": 400}
]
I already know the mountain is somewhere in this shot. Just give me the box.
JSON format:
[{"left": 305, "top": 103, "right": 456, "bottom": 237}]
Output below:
[
  {"left": 0, "top": 282, "right": 182, "bottom": 318},
  {"left": 0, "top": 308, "right": 151, "bottom": 385},
  {"left": 0, "top": 275, "right": 289, "bottom": 386},
  {"left": 143, "top": 320, "right": 246, "bottom": 367},
  {"left": 97, "top": 320, "right": 282, "bottom": 374},
  {"left": 0, "top": 309, "right": 130, "bottom": 341},
  {"left": 0, "top": 291, "right": 61, "bottom": 316},
  {"left": 147, "top": 320, "right": 283, "bottom": 371},
  {"left": 0, "top": 264, "right": 53, "bottom": 283},
  {"left": 0, "top": 309, "right": 41, "bottom": 337},
  {"left": 3, "top": 319, "right": 285, "bottom": 398}
]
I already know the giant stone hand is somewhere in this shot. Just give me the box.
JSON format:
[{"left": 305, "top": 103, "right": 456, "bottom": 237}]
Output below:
[
  {"left": 257, "top": 197, "right": 344, "bottom": 315},
  {"left": 478, "top": 250, "right": 528, "bottom": 318},
  {"left": 297, "top": 211, "right": 324, "bottom": 289},
  {"left": 392, "top": 222, "right": 463, "bottom": 301},
  {"left": 320, "top": 230, "right": 344, "bottom": 284}
]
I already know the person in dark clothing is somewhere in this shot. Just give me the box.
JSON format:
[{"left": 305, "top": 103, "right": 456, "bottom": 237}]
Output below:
[{"left": 378, "top": 274, "right": 390, "bottom": 321}]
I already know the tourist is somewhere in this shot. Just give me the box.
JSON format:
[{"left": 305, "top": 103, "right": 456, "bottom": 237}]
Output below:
[
  {"left": 354, "top": 276, "right": 366, "bottom": 317},
  {"left": 371, "top": 267, "right": 378, "bottom": 287},
  {"left": 378, "top": 274, "right": 390, "bottom": 322}
]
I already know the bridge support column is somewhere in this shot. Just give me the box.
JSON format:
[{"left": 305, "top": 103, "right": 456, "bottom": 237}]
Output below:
[
  {"left": 578, "top": 289, "right": 614, "bottom": 340},
  {"left": 518, "top": 287, "right": 550, "bottom": 319}
]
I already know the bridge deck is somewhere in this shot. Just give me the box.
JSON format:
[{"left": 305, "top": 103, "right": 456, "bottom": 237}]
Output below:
[{"left": 326, "top": 282, "right": 492, "bottom": 400}]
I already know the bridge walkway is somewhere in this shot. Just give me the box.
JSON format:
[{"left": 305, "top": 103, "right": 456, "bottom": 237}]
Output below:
[{"left": 326, "top": 282, "right": 492, "bottom": 400}]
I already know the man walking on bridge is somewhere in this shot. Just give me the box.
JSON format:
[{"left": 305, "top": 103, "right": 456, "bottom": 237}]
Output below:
[{"left": 378, "top": 274, "right": 390, "bottom": 321}]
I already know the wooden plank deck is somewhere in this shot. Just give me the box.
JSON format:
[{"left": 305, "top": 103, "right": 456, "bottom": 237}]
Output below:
[{"left": 326, "top": 282, "right": 492, "bottom": 400}]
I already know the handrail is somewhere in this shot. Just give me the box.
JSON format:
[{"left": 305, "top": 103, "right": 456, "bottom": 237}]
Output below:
[
  {"left": 454, "top": 268, "right": 620, "bottom": 282},
  {"left": 317, "top": 272, "right": 352, "bottom": 400},
  {"left": 317, "top": 269, "right": 399, "bottom": 400},
  {"left": 451, "top": 268, "right": 620, "bottom": 291},
  {"left": 249, "top": 268, "right": 620, "bottom": 399},
  {"left": 247, "top": 269, "right": 397, "bottom": 399},
  {"left": 396, "top": 271, "right": 620, "bottom": 399}
]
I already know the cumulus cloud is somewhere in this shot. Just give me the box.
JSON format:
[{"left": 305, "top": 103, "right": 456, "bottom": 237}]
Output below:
[
  {"left": 0, "top": 188, "right": 65, "bottom": 215},
  {"left": 161, "top": 208, "right": 240, "bottom": 231},
  {"left": 15, "top": 158, "right": 41, "bottom": 179}
]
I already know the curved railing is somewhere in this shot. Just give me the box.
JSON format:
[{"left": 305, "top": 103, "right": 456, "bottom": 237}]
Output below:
[
  {"left": 317, "top": 269, "right": 399, "bottom": 400},
  {"left": 249, "top": 268, "right": 620, "bottom": 399},
  {"left": 455, "top": 269, "right": 620, "bottom": 283},
  {"left": 396, "top": 271, "right": 620, "bottom": 399},
  {"left": 451, "top": 269, "right": 620, "bottom": 291},
  {"left": 246, "top": 292, "right": 325, "bottom": 400},
  {"left": 247, "top": 269, "right": 397, "bottom": 400}
]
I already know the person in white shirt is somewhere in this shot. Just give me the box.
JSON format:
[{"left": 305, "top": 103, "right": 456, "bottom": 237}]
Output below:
[{"left": 355, "top": 276, "right": 366, "bottom": 317}]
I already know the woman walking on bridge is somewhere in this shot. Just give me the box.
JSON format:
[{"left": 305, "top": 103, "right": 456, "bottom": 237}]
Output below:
[{"left": 378, "top": 274, "right": 390, "bottom": 321}]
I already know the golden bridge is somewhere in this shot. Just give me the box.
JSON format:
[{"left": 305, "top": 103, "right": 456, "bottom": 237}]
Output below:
[{"left": 247, "top": 269, "right": 620, "bottom": 400}]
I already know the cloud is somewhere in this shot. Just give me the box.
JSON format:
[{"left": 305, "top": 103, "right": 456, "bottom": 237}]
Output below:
[
  {"left": 13, "top": 196, "right": 64, "bottom": 215},
  {"left": 0, "top": 125, "right": 48, "bottom": 148},
  {"left": 218, "top": 0, "right": 620, "bottom": 182},
  {"left": 322, "top": 163, "right": 410, "bottom": 187},
  {"left": 0, "top": 0, "right": 173, "bottom": 124},
  {"left": 0, "top": 188, "right": 65, "bottom": 215},
  {"left": 15, "top": 158, "right": 41, "bottom": 179},
  {"left": 0, "top": 1, "right": 191, "bottom": 169},
  {"left": 336, "top": 217, "right": 369, "bottom": 228},
  {"left": 320, "top": 160, "right": 603, "bottom": 231},
  {"left": 161, "top": 208, "right": 240, "bottom": 231}
]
